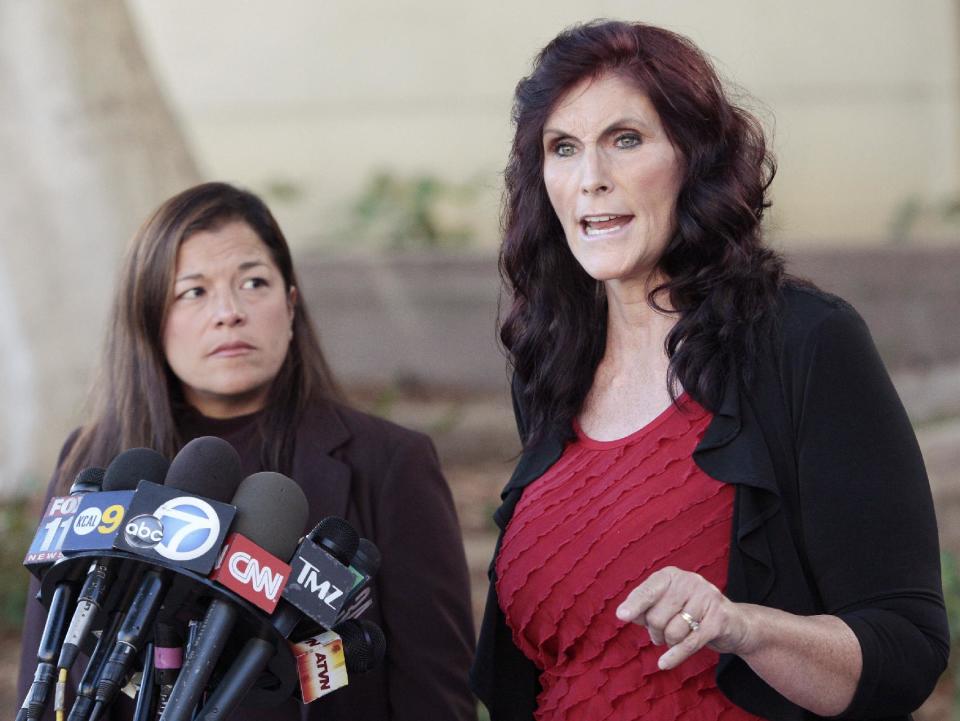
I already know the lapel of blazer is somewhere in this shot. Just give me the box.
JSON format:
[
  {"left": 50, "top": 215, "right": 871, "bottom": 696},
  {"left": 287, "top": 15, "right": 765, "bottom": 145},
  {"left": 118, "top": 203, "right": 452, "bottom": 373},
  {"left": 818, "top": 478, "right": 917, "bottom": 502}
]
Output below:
[{"left": 292, "top": 401, "right": 353, "bottom": 527}]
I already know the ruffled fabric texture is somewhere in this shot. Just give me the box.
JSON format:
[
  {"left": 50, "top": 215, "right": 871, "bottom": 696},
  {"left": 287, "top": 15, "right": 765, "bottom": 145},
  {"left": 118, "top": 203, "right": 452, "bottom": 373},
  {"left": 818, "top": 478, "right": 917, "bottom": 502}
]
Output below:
[{"left": 496, "top": 397, "right": 764, "bottom": 721}]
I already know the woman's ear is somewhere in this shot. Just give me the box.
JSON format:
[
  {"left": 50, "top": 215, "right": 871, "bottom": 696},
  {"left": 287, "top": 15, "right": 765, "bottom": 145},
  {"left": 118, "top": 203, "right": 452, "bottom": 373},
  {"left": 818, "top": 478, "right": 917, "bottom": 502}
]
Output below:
[
  {"left": 287, "top": 285, "right": 298, "bottom": 320},
  {"left": 287, "top": 286, "right": 298, "bottom": 340}
]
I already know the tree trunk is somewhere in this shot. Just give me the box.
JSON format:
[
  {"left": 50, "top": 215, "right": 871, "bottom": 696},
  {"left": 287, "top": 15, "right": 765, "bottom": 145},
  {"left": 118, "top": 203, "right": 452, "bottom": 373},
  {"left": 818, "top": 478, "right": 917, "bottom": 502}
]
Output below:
[{"left": 0, "top": 0, "right": 199, "bottom": 497}]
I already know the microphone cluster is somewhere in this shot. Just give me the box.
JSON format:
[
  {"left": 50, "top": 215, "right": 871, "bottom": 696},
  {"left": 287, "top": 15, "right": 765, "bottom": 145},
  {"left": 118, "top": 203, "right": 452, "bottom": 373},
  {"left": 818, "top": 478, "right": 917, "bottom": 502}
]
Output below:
[{"left": 17, "top": 437, "right": 385, "bottom": 721}]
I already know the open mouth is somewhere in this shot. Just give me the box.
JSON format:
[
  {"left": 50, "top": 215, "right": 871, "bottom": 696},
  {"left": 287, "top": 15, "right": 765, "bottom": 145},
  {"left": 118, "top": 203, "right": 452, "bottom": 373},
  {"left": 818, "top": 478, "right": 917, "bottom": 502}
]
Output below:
[{"left": 580, "top": 214, "right": 633, "bottom": 237}]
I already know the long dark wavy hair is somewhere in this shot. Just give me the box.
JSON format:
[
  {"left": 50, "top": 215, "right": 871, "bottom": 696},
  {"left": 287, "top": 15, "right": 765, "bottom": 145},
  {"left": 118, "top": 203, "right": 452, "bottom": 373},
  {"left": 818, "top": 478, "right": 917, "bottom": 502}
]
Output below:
[
  {"left": 500, "top": 20, "right": 785, "bottom": 447},
  {"left": 57, "top": 182, "right": 341, "bottom": 492}
]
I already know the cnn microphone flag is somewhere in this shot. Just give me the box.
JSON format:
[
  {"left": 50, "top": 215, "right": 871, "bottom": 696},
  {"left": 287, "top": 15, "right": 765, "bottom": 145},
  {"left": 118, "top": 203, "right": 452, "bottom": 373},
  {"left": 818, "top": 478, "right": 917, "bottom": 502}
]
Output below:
[{"left": 209, "top": 532, "right": 292, "bottom": 613}]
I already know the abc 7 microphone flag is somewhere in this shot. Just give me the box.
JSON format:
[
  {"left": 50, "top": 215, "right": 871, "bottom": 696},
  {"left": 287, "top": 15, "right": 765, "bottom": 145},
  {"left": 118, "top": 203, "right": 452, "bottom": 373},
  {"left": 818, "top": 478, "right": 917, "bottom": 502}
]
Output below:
[
  {"left": 18, "top": 440, "right": 384, "bottom": 721},
  {"left": 113, "top": 480, "right": 235, "bottom": 573}
]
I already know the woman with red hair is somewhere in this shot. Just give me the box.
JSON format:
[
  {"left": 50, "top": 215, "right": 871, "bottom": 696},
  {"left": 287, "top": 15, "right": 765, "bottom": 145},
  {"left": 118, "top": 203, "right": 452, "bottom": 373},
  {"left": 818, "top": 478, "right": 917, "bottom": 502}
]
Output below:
[{"left": 472, "top": 20, "right": 948, "bottom": 721}]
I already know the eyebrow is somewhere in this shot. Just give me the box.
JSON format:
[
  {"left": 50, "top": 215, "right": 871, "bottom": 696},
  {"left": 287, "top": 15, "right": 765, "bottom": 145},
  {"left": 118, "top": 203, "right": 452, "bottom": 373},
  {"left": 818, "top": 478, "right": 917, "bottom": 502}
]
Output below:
[
  {"left": 543, "top": 116, "right": 653, "bottom": 140},
  {"left": 175, "top": 260, "right": 269, "bottom": 283}
]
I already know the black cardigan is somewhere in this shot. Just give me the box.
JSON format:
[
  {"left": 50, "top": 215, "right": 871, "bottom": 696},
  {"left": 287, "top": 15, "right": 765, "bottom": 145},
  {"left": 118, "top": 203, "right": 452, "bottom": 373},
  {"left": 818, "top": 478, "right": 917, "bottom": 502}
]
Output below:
[{"left": 471, "top": 285, "right": 949, "bottom": 720}]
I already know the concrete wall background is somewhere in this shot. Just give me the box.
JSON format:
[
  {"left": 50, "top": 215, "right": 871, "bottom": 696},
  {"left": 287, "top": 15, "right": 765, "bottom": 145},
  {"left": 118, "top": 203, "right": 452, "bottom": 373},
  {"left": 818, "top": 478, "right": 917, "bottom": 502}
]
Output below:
[
  {"left": 298, "top": 248, "right": 960, "bottom": 400},
  {"left": 127, "top": 0, "right": 960, "bottom": 248}
]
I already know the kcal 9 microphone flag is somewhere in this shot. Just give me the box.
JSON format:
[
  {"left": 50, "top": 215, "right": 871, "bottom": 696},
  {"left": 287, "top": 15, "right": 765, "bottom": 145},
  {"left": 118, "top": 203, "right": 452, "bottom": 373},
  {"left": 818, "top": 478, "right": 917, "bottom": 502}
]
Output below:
[{"left": 60, "top": 490, "right": 136, "bottom": 553}]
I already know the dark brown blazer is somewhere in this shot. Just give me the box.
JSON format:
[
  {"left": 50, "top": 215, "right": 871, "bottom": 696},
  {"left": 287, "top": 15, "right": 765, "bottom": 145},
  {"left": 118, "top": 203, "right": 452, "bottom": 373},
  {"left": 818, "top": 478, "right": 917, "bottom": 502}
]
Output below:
[{"left": 19, "top": 400, "right": 478, "bottom": 721}]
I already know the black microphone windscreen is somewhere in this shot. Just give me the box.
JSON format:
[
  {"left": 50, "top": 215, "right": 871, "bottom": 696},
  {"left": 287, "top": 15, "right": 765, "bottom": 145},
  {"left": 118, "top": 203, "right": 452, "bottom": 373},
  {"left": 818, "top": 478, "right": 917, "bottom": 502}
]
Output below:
[
  {"left": 70, "top": 467, "right": 105, "bottom": 494},
  {"left": 103, "top": 448, "right": 170, "bottom": 491},
  {"left": 165, "top": 436, "right": 242, "bottom": 501},
  {"left": 309, "top": 517, "right": 359, "bottom": 565},
  {"left": 230, "top": 472, "right": 308, "bottom": 560},
  {"left": 336, "top": 619, "right": 386, "bottom": 674},
  {"left": 353, "top": 538, "right": 381, "bottom": 577}
]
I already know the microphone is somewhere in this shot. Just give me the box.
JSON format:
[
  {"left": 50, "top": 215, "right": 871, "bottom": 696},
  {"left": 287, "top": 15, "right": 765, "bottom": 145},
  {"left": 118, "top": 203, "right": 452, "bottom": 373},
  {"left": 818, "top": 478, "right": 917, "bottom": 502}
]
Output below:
[
  {"left": 152, "top": 621, "right": 184, "bottom": 716},
  {"left": 113, "top": 437, "right": 241, "bottom": 574},
  {"left": 18, "top": 467, "right": 105, "bottom": 721},
  {"left": 197, "top": 620, "right": 386, "bottom": 719},
  {"left": 72, "top": 467, "right": 107, "bottom": 494},
  {"left": 56, "top": 449, "right": 173, "bottom": 721},
  {"left": 57, "top": 450, "right": 168, "bottom": 677},
  {"left": 159, "top": 471, "right": 308, "bottom": 721},
  {"left": 191, "top": 519, "right": 376, "bottom": 719},
  {"left": 281, "top": 517, "right": 360, "bottom": 631},
  {"left": 165, "top": 436, "right": 244, "bottom": 497},
  {"left": 18, "top": 583, "right": 74, "bottom": 721},
  {"left": 59, "top": 448, "right": 169, "bottom": 556},
  {"left": 334, "top": 538, "right": 382, "bottom": 624},
  {"left": 288, "top": 619, "right": 387, "bottom": 704},
  {"left": 48, "top": 448, "right": 169, "bottom": 721},
  {"left": 64, "top": 591, "right": 130, "bottom": 721},
  {"left": 22, "top": 467, "right": 106, "bottom": 575},
  {"left": 87, "top": 437, "right": 243, "bottom": 721},
  {"left": 148, "top": 435, "right": 250, "bottom": 717},
  {"left": 337, "top": 619, "right": 387, "bottom": 675}
]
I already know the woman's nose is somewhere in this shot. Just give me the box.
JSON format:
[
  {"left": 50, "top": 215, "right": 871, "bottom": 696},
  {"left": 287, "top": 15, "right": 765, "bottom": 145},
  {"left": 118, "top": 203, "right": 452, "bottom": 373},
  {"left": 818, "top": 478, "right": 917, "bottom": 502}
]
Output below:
[
  {"left": 213, "top": 293, "right": 246, "bottom": 327},
  {"left": 580, "top": 148, "right": 613, "bottom": 195}
]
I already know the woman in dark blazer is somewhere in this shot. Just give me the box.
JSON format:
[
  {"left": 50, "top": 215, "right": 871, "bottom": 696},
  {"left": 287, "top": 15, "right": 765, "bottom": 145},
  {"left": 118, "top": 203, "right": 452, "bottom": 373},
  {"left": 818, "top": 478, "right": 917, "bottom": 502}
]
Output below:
[
  {"left": 471, "top": 20, "right": 948, "bottom": 721},
  {"left": 18, "top": 182, "right": 477, "bottom": 721}
]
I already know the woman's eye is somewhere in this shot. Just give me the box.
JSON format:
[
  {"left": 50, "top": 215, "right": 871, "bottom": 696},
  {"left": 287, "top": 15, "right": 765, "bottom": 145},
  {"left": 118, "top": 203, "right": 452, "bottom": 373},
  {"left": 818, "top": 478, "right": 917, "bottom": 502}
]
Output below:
[
  {"left": 242, "top": 277, "right": 268, "bottom": 290},
  {"left": 615, "top": 133, "right": 642, "bottom": 149},
  {"left": 177, "top": 287, "right": 203, "bottom": 300},
  {"left": 552, "top": 141, "right": 576, "bottom": 157}
]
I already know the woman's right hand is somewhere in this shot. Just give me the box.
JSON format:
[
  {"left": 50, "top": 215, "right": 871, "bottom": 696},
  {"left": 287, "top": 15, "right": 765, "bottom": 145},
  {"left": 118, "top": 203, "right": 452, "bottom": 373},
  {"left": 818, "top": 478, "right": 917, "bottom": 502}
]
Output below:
[{"left": 616, "top": 565, "right": 753, "bottom": 670}]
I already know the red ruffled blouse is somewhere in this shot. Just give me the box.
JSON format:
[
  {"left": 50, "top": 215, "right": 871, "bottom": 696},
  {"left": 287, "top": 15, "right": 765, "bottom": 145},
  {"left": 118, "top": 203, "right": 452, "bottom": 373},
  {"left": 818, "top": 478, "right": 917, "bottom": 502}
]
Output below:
[{"left": 495, "top": 396, "right": 764, "bottom": 720}]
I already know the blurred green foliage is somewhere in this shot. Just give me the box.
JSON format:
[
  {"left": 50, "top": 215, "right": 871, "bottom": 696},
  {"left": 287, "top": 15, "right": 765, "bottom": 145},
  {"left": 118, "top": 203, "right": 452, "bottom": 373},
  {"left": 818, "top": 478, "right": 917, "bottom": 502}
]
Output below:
[
  {"left": 890, "top": 194, "right": 960, "bottom": 243},
  {"left": 349, "top": 171, "right": 481, "bottom": 249},
  {"left": 263, "top": 178, "right": 306, "bottom": 204},
  {"left": 0, "top": 499, "right": 33, "bottom": 632},
  {"left": 942, "top": 550, "right": 960, "bottom": 718}
]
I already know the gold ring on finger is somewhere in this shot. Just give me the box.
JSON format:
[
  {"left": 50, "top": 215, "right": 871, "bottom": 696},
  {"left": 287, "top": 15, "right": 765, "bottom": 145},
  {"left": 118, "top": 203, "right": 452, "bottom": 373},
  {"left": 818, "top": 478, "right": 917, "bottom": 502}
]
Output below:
[{"left": 679, "top": 611, "right": 701, "bottom": 632}]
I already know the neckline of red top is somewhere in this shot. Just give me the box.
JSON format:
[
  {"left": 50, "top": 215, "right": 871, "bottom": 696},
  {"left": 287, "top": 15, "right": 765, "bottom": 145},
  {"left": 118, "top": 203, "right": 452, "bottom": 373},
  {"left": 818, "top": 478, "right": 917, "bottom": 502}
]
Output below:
[{"left": 573, "top": 392, "right": 698, "bottom": 449}]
